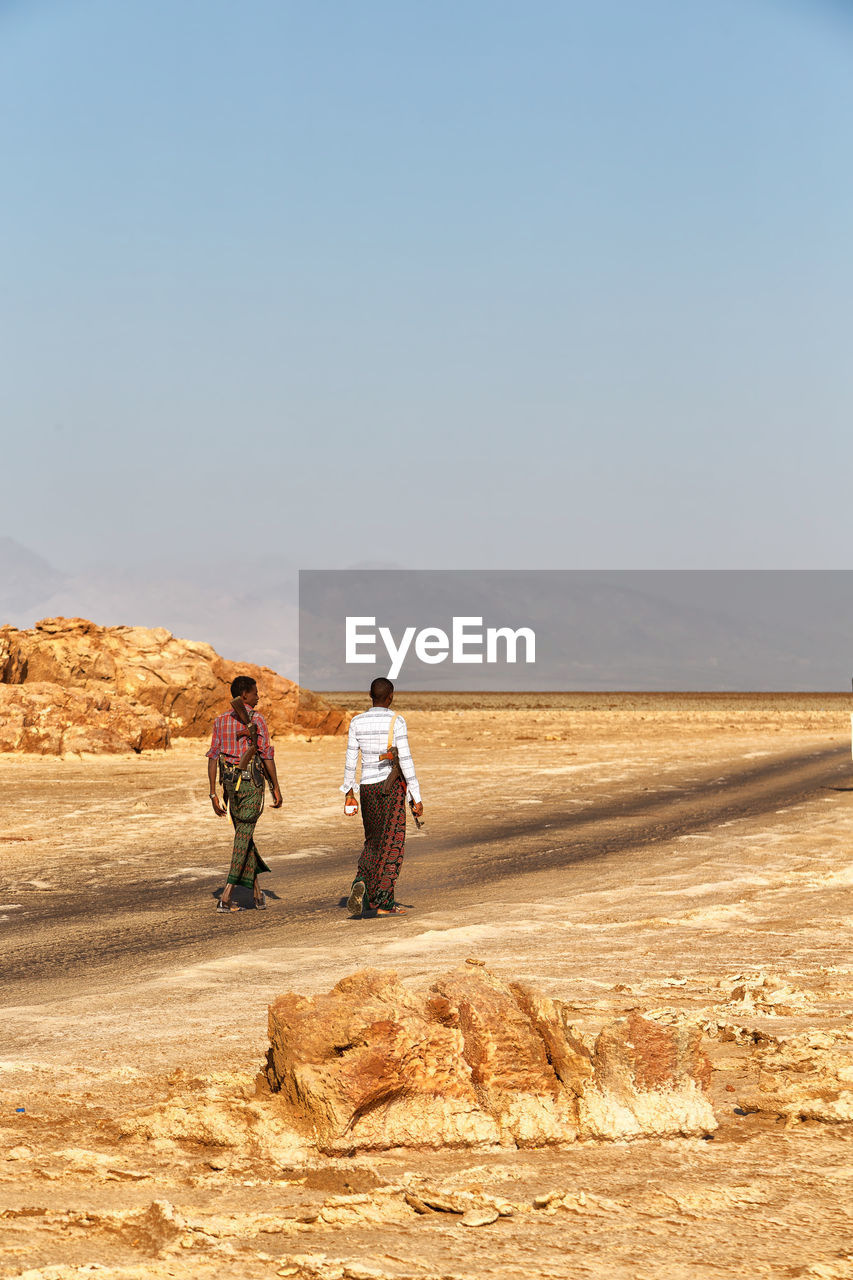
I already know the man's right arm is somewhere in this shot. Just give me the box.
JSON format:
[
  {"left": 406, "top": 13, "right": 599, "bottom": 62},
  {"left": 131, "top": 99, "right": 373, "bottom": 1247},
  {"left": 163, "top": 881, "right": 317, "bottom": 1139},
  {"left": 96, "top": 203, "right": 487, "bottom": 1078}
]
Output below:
[{"left": 341, "top": 719, "right": 360, "bottom": 804}]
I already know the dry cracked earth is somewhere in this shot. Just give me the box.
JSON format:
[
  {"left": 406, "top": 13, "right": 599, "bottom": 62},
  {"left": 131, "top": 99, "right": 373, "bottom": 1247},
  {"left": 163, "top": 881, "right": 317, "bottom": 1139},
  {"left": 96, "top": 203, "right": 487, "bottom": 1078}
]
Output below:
[{"left": 1, "top": 693, "right": 852, "bottom": 1280}]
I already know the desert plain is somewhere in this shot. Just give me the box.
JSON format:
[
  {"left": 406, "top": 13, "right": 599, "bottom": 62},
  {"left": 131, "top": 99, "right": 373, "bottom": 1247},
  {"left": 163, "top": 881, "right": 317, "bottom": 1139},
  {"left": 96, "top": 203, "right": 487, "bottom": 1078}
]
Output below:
[{"left": 1, "top": 692, "right": 852, "bottom": 1280}]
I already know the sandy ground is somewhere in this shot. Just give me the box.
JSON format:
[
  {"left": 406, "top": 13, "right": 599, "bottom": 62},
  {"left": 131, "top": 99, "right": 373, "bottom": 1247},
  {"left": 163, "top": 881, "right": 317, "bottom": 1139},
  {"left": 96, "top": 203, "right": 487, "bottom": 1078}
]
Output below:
[{"left": 1, "top": 694, "right": 852, "bottom": 1279}]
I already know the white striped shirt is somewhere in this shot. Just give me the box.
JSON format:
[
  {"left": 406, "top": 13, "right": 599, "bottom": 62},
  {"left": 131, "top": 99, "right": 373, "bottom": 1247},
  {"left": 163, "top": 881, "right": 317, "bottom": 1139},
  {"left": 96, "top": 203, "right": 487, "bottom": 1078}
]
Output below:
[{"left": 341, "top": 706, "right": 422, "bottom": 803}]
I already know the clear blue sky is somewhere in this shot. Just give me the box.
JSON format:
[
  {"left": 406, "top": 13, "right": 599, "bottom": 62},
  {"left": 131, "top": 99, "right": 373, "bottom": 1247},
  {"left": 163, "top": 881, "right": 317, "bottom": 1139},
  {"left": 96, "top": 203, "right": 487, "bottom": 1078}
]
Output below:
[{"left": 2, "top": 0, "right": 852, "bottom": 570}]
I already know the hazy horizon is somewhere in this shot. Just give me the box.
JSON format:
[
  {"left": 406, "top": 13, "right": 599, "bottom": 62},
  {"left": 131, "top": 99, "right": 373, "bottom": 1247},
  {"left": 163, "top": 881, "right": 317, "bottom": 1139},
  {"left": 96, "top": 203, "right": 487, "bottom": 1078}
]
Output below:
[{"left": 4, "top": 538, "right": 853, "bottom": 691}]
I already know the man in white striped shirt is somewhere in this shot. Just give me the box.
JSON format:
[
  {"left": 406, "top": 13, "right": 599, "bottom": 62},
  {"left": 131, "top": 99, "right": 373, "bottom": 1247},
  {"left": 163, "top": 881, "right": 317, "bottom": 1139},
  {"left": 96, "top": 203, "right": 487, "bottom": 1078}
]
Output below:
[{"left": 342, "top": 677, "right": 424, "bottom": 917}]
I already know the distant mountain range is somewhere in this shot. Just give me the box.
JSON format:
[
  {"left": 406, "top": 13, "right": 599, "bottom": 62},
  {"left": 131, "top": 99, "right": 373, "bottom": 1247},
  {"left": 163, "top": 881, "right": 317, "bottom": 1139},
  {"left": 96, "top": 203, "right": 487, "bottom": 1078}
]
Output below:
[
  {"left": 2, "top": 539, "right": 852, "bottom": 690},
  {"left": 0, "top": 538, "right": 66, "bottom": 611}
]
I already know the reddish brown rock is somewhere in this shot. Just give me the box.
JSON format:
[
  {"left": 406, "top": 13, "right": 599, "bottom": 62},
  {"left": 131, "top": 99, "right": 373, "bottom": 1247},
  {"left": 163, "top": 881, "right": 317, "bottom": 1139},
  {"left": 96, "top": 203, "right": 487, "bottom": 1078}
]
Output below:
[
  {"left": 263, "top": 967, "right": 716, "bottom": 1153},
  {"left": 0, "top": 616, "right": 348, "bottom": 742},
  {"left": 265, "top": 969, "right": 498, "bottom": 1152},
  {"left": 429, "top": 968, "right": 588, "bottom": 1144},
  {"left": 0, "top": 682, "right": 170, "bottom": 754},
  {"left": 578, "top": 1010, "right": 715, "bottom": 1140}
]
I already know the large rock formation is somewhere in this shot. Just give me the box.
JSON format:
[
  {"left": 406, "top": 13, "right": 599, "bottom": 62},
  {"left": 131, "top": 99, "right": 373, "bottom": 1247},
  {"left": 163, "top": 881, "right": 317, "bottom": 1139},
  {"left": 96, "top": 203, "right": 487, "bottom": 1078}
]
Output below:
[
  {"left": 0, "top": 616, "right": 348, "bottom": 752},
  {"left": 263, "top": 966, "right": 715, "bottom": 1152}
]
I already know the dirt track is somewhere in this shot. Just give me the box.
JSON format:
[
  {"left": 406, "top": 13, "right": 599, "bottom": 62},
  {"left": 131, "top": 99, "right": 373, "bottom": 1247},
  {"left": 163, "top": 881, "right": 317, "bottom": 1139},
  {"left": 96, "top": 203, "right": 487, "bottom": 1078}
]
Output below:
[{"left": 1, "top": 739, "right": 848, "bottom": 1003}]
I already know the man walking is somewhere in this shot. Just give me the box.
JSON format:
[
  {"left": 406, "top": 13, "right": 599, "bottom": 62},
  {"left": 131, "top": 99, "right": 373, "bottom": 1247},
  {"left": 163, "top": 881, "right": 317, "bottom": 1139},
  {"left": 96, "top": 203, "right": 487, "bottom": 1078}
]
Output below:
[
  {"left": 342, "top": 677, "right": 423, "bottom": 917},
  {"left": 207, "top": 675, "right": 282, "bottom": 912}
]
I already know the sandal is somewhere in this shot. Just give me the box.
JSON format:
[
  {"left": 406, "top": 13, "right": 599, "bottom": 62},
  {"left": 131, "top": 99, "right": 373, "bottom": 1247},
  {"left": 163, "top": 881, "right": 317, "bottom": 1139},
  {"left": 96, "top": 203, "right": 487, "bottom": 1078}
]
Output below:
[
  {"left": 216, "top": 899, "right": 242, "bottom": 913},
  {"left": 254, "top": 891, "right": 267, "bottom": 910},
  {"left": 347, "top": 880, "right": 366, "bottom": 918},
  {"left": 375, "top": 904, "right": 409, "bottom": 916}
]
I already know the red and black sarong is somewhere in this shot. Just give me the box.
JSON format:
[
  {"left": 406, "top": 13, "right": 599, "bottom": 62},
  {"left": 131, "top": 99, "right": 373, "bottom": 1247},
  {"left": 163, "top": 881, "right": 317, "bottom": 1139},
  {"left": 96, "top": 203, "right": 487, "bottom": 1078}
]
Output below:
[{"left": 353, "top": 778, "right": 407, "bottom": 910}]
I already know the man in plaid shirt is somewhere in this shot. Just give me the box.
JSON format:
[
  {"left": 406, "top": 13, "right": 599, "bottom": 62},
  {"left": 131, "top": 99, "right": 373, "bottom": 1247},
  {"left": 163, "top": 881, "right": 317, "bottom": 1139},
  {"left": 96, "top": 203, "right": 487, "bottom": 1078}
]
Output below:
[{"left": 207, "top": 675, "right": 282, "bottom": 912}]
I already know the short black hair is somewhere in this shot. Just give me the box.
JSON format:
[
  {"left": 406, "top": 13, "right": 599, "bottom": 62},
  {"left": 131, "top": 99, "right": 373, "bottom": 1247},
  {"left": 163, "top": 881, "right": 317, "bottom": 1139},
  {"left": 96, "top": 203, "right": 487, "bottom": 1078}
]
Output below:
[
  {"left": 230, "top": 675, "right": 258, "bottom": 699},
  {"left": 370, "top": 676, "right": 394, "bottom": 702}
]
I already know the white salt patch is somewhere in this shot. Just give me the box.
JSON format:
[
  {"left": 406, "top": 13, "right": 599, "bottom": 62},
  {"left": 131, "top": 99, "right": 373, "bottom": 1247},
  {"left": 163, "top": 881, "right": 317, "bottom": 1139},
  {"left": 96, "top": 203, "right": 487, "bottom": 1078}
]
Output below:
[
  {"left": 677, "top": 904, "right": 753, "bottom": 926},
  {"left": 558, "top": 920, "right": 627, "bottom": 932},
  {"left": 165, "top": 867, "right": 221, "bottom": 880},
  {"left": 657, "top": 878, "right": 770, "bottom": 898},
  {"left": 379, "top": 924, "right": 507, "bottom": 954},
  {"left": 540, "top": 762, "right": 610, "bottom": 775},
  {"left": 818, "top": 865, "right": 853, "bottom": 886}
]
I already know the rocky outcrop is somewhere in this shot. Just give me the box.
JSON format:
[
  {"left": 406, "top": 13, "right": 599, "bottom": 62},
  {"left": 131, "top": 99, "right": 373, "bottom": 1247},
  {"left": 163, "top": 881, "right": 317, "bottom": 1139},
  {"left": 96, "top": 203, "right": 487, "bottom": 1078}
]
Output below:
[
  {"left": 0, "top": 616, "right": 348, "bottom": 749},
  {"left": 0, "top": 682, "right": 170, "bottom": 753},
  {"left": 705, "top": 1018, "right": 853, "bottom": 1126},
  {"left": 263, "top": 966, "right": 716, "bottom": 1152}
]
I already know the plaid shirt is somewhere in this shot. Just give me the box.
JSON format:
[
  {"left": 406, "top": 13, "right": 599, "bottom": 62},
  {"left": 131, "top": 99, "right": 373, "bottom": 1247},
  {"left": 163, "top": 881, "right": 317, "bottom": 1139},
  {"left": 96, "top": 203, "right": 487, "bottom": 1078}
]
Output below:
[{"left": 206, "top": 709, "right": 274, "bottom": 762}]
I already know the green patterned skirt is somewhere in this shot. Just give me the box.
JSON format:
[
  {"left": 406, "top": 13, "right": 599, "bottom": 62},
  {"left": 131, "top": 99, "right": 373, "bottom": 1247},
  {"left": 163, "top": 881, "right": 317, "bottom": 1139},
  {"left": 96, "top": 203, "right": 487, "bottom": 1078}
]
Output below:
[{"left": 223, "top": 771, "right": 270, "bottom": 888}]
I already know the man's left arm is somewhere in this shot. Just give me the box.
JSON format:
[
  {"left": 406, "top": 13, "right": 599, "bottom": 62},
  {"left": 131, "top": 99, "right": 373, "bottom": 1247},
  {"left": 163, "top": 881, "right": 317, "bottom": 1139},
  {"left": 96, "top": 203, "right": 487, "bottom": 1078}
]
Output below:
[
  {"left": 256, "top": 715, "right": 283, "bottom": 808},
  {"left": 395, "top": 717, "right": 423, "bottom": 816}
]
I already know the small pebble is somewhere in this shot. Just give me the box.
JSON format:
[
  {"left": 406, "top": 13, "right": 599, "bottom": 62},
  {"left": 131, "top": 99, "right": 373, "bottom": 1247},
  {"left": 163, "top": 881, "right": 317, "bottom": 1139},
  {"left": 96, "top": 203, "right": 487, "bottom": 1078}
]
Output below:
[
  {"left": 418, "top": 1191, "right": 464, "bottom": 1213},
  {"left": 461, "top": 1208, "right": 500, "bottom": 1227},
  {"left": 404, "top": 1192, "right": 432, "bottom": 1215}
]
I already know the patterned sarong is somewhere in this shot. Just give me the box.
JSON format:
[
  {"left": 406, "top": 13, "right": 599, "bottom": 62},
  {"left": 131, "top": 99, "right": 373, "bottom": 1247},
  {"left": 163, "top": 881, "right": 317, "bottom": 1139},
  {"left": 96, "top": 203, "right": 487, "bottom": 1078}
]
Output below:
[
  {"left": 223, "top": 773, "right": 270, "bottom": 889},
  {"left": 354, "top": 778, "right": 407, "bottom": 910}
]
